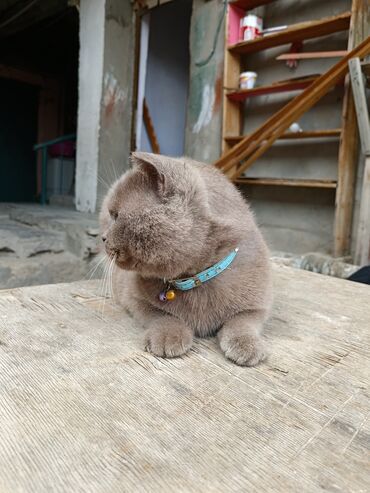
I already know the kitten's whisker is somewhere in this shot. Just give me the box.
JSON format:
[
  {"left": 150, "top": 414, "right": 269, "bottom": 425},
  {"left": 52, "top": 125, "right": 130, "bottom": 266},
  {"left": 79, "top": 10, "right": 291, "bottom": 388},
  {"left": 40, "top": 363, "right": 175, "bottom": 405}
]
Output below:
[
  {"left": 101, "top": 255, "right": 115, "bottom": 320},
  {"left": 99, "top": 257, "right": 111, "bottom": 317},
  {"left": 110, "top": 254, "right": 116, "bottom": 302},
  {"left": 84, "top": 254, "right": 107, "bottom": 281},
  {"left": 110, "top": 159, "right": 118, "bottom": 181},
  {"left": 98, "top": 175, "right": 110, "bottom": 190}
]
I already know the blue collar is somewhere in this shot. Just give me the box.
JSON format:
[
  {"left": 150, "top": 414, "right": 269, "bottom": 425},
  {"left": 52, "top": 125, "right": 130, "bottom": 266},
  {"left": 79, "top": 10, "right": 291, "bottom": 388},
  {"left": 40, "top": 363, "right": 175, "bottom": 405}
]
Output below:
[
  {"left": 159, "top": 248, "right": 239, "bottom": 301},
  {"left": 172, "top": 248, "right": 239, "bottom": 291}
]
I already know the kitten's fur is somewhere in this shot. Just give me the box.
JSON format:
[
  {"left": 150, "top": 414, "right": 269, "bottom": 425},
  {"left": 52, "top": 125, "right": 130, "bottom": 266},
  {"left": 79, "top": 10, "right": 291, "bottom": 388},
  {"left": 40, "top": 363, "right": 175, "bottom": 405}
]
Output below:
[{"left": 99, "top": 152, "right": 272, "bottom": 366}]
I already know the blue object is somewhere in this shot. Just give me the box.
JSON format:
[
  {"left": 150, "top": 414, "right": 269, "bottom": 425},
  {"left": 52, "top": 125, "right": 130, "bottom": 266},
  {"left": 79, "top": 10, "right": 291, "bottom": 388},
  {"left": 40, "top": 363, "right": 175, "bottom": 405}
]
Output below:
[{"left": 170, "top": 248, "right": 239, "bottom": 291}]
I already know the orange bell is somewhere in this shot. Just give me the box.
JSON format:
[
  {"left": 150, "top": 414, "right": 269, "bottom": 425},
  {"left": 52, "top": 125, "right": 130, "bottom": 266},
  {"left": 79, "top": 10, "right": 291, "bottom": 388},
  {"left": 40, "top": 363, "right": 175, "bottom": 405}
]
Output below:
[{"left": 165, "top": 290, "right": 176, "bottom": 301}]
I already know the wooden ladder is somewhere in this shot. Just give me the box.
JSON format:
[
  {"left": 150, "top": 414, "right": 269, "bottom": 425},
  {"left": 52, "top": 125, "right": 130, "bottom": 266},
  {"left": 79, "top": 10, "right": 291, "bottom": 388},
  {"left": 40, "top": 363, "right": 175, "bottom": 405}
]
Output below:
[{"left": 215, "top": 0, "right": 370, "bottom": 257}]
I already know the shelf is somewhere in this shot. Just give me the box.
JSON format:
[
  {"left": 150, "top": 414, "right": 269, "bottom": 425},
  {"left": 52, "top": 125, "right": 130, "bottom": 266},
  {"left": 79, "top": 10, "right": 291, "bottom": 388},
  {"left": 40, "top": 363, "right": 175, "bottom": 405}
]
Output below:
[
  {"left": 234, "top": 178, "right": 337, "bottom": 188},
  {"left": 230, "top": 0, "right": 275, "bottom": 9},
  {"left": 276, "top": 51, "right": 347, "bottom": 61},
  {"left": 229, "top": 11, "right": 351, "bottom": 54},
  {"left": 225, "top": 129, "right": 342, "bottom": 145},
  {"left": 227, "top": 75, "right": 318, "bottom": 101}
]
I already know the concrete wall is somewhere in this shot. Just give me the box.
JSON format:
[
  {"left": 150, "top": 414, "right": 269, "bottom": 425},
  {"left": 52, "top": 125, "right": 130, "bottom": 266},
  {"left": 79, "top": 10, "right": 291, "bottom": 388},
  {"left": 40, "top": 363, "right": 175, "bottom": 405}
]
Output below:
[
  {"left": 98, "top": 0, "right": 135, "bottom": 204},
  {"left": 76, "top": 0, "right": 134, "bottom": 213},
  {"left": 184, "top": 0, "right": 225, "bottom": 162}
]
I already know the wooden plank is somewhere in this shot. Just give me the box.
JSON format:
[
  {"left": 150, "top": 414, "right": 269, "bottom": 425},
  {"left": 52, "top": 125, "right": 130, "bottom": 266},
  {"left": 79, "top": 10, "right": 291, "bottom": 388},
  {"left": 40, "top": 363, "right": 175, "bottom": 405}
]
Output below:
[
  {"left": 222, "top": 4, "right": 242, "bottom": 175},
  {"left": 0, "top": 64, "right": 44, "bottom": 86},
  {"left": 143, "top": 98, "right": 160, "bottom": 153},
  {"left": 334, "top": 0, "right": 370, "bottom": 257},
  {"left": 349, "top": 58, "right": 370, "bottom": 155},
  {"left": 355, "top": 156, "right": 370, "bottom": 264},
  {"left": 234, "top": 177, "right": 337, "bottom": 188},
  {"left": 227, "top": 75, "right": 319, "bottom": 101},
  {"left": 349, "top": 59, "right": 370, "bottom": 264},
  {"left": 230, "top": 0, "right": 275, "bottom": 9},
  {"left": 0, "top": 268, "right": 369, "bottom": 492},
  {"left": 213, "top": 35, "right": 370, "bottom": 178},
  {"left": 277, "top": 51, "right": 347, "bottom": 60},
  {"left": 225, "top": 129, "right": 341, "bottom": 145},
  {"left": 229, "top": 11, "right": 351, "bottom": 54}
]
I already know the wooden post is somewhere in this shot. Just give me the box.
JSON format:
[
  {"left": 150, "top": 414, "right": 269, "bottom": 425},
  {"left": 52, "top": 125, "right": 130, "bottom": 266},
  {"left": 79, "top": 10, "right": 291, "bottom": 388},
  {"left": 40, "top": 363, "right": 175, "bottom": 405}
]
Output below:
[
  {"left": 222, "top": 5, "right": 242, "bottom": 176},
  {"left": 349, "top": 57, "right": 370, "bottom": 264},
  {"left": 334, "top": 0, "right": 369, "bottom": 257}
]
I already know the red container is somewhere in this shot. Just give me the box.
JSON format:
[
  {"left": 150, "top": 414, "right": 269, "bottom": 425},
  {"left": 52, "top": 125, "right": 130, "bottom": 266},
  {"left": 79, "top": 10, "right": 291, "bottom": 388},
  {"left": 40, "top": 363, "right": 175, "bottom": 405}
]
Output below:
[{"left": 48, "top": 140, "right": 75, "bottom": 158}]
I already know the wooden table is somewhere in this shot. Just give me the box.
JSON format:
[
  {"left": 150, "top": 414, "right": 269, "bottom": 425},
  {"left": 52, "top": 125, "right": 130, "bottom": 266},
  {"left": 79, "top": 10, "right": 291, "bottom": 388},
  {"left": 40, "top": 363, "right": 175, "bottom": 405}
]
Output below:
[{"left": 0, "top": 265, "right": 369, "bottom": 492}]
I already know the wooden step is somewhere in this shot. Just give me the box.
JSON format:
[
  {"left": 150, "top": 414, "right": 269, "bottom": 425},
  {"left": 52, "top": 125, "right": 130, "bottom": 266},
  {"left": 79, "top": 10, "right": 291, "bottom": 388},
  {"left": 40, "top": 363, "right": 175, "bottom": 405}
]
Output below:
[
  {"left": 227, "top": 75, "right": 319, "bottom": 101},
  {"left": 225, "top": 129, "right": 342, "bottom": 145},
  {"left": 234, "top": 177, "right": 337, "bottom": 188},
  {"left": 230, "top": 0, "right": 275, "bottom": 9},
  {"left": 229, "top": 11, "right": 351, "bottom": 54}
]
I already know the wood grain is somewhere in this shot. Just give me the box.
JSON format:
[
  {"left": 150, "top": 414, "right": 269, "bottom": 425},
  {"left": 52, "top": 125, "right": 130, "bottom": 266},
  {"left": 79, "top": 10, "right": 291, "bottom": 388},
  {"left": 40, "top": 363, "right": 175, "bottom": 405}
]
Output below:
[
  {"left": 0, "top": 265, "right": 369, "bottom": 492},
  {"left": 334, "top": 0, "right": 370, "bottom": 257},
  {"left": 229, "top": 12, "right": 351, "bottom": 54},
  {"left": 225, "top": 129, "right": 342, "bottom": 145},
  {"left": 234, "top": 178, "right": 337, "bottom": 188},
  {"left": 214, "top": 35, "right": 370, "bottom": 178}
]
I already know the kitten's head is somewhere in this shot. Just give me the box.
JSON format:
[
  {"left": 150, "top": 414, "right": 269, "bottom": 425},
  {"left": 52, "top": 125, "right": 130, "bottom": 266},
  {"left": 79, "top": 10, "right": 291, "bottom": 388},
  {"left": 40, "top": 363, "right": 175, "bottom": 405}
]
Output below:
[{"left": 99, "top": 152, "right": 215, "bottom": 279}]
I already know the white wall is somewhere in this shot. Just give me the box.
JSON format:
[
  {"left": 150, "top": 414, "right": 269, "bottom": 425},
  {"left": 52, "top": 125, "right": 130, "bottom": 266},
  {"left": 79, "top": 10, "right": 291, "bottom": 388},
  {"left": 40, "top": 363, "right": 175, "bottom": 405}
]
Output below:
[{"left": 75, "top": 0, "right": 105, "bottom": 213}]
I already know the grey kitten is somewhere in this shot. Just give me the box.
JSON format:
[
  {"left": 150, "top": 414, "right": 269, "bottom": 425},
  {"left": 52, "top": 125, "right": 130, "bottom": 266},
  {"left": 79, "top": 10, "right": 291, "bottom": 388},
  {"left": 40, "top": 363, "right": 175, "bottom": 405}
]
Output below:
[{"left": 99, "top": 152, "right": 272, "bottom": 366}]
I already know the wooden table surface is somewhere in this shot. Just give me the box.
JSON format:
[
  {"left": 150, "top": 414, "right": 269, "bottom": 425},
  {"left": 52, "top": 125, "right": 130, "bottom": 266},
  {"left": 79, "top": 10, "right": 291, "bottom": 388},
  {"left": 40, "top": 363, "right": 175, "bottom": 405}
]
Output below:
[{"left": 0, "top": 265, "right": 369, "bottom": 493}]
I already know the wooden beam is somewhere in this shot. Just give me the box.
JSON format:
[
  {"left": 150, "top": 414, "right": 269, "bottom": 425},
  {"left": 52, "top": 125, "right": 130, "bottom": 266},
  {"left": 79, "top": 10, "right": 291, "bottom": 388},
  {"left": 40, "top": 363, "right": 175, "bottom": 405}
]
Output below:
[
  {"left": 355, "top": 157, "right": 370, "bottom": 264},
  {"left": 276, "top": 51, "right": 347, "bottom": 60},
  {"left": 334, "top": 0, "right": 370, "bottom": 257},
  {"left": 0, "top": 64, "right": 44, "bottom": 86},
  {"left": 213, "top": 35, "right": 370, "bottom": 177},
  {"left": 143, "top": 98, "right": 160, "bottom": 153},
  {"left": 229, "top": 12, "right": 351, "bottom": 54},
  {"left": 349, "top": 58, "right": 370, "bottom": 154},
  {"left": 226, "top": 75, "right": 319, "bottom": 101},
  {"left": 225, "top": 129, "right": 342, "bottom": 145},
  {"left": 222, "top": 5, "right": 242, "bottom": 180},
  {"left": 230, "top": 0, "right": 275, "bottom": 9},
  {"left": 234, "top": 178, "right": 337, "bottom": 188},
  {"left": 349, "top": 58, "right": 370, "bottom": 264}
]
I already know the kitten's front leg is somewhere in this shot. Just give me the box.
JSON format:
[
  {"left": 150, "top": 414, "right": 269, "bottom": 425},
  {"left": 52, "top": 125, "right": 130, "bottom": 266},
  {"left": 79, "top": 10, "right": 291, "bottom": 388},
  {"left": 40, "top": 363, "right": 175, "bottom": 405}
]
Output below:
[
  {"left": 218, "top": 310, "right": 267, "bottom": 367},
  {"left": 144, "top": 315, "right": 193, "bottom": 358},
  {"left": 126, "top": 295, "right": 193, "bottom": 358}
]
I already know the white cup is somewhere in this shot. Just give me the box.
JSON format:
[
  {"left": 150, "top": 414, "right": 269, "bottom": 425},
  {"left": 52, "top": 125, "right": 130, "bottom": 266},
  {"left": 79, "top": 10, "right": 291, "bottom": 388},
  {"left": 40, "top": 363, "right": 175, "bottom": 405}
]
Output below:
[{"left": 240, "top": 71, "right": 257, "bottom": 90}]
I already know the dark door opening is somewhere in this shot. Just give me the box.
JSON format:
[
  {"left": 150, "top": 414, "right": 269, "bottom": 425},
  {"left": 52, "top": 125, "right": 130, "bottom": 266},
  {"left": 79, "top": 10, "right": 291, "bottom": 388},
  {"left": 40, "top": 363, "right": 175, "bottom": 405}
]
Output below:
[
  {"left": 0, "top": 3, "right": 79, "bottom": 204},
  {"left": 0, "top": 79, "right": 38, "bottom": 202}
]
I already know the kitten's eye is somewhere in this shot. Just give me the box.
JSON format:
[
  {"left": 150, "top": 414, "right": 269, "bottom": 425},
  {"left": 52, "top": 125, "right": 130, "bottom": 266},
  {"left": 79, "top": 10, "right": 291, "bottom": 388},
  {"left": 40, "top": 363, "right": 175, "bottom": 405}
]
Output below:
[{"left": 109, "top": 210, "right": 118, "bottom": 221}]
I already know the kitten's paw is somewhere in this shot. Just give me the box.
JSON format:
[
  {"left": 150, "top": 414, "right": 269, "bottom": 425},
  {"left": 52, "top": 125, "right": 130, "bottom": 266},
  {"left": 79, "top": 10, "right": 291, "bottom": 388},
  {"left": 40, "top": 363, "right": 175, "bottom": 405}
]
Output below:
[
  {"left": 218, "top": 332, "right": 267, "bottom": 367},
  {"left": 144, "top": 325, "right": 193, "bottom": 358}
]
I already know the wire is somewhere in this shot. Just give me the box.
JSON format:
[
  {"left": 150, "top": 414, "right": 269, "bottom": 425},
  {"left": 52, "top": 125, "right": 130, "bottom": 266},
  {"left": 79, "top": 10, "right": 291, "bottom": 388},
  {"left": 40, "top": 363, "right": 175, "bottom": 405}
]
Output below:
[
  {"left": 0, "top": 0, "right": 40, "bottom": 30},
  {"left": 195, "top": 0, "right": 227, "bottom": 67}
]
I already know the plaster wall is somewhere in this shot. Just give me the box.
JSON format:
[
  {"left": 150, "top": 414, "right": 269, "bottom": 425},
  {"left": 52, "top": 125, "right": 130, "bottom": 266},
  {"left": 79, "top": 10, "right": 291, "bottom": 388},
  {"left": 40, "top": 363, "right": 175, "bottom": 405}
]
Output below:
[
  {"left": 185, "top": 0, "right": 225, "bottom": 162},
  {"left": 76, "top": 0, "right": 134, "bottom": 213},
  {"left": 98, "top": 0, "right": 135, "bottom": 205}
]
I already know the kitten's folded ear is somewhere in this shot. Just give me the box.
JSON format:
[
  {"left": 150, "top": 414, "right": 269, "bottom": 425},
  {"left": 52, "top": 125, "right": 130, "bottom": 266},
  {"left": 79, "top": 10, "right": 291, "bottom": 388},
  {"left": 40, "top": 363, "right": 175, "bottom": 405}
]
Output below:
[{"left": 130, "top": 151, "right": 165, "bottom": 193}]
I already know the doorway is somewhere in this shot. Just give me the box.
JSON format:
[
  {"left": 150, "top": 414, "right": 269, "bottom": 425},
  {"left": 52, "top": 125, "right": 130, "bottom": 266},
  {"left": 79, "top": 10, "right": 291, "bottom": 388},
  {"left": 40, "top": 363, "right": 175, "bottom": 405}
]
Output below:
[
  {"left": 0, "top": 79, "right": 38, "bottom": 202},
  {"left": 136, "top": 0, "right": 192, "bottom": 156}
]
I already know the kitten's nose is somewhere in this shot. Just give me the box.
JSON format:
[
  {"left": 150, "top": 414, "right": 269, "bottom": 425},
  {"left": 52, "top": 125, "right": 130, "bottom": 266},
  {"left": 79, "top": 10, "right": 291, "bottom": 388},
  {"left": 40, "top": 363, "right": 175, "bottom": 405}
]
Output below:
[{"left": 102, "top": 235, "right": 107, "bottom": 242}]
